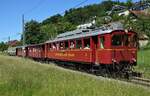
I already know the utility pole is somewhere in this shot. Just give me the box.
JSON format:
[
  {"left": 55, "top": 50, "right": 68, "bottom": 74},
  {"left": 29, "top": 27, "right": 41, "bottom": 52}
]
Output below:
[
  {"left": 22, "top": 14, "right": 26, "bottom": 58},
  {"left": 22, "top": 14, "right": 25, "bottom": 46}
]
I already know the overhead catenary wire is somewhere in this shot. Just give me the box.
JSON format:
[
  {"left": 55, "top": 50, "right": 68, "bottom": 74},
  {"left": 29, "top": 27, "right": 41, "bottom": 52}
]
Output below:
[
  {"left": 23, "top": 0, "right": 90, "bottom": 16},
  {"left": 23, "top": 0, "right": 47, "bottom": 15},
  {"left": 0, "top": 0, "right": 92, "bottom": 43},
  {"left": 73, "top": 0, "right": 89, "bottom": 9},
  {"left": 21, "top": 0, "right": 90, "bottom": 45},
  {"left": 60, "top": 0, "right": 89, "bottom": 15}
]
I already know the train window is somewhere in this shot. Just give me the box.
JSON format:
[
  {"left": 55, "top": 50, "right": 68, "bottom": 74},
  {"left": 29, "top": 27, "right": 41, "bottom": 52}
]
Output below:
[
  {"left": 131, "top": 35, "right": 137, "bottom": 47},
  {"left": 112, "top": 35, "right": 122, "bottom": 46},
  {"left": 29, "top": 49, "right": 32, "bottom": 52},
  {"left": 60, "top": 42, "right": 64, "bottom": 50},
  {"left": 84, "top": 38, "right": 90, "bottom": 49},
  {"left": 70, "top": 40, "right": 75, "bottom": 49},
  {"left": 124, "top": 35, "right": 129, "bottom": 46},
  {"left": 65, "top": 41, "right": 69, "bottom": 49},
  {"left": 49, "top": 44, "right": 52, "bottom": 50},
  {"left": 52, "top": 43, "right": 56, "bottom": 50},
  {"left": 56, "top": 43, "right": 59, "bottom": 50},
  {"left": 100, "top": 36, "right": 105, "bottom": 49},
  {"left": 76, "top": 39, "right": 82, "bottom": 49}
]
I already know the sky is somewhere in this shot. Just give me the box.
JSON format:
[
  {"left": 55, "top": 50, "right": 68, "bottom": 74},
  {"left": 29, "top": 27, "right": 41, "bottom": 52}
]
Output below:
[{"left": 0, "top": 0, "right": 139, "bottom": 42}]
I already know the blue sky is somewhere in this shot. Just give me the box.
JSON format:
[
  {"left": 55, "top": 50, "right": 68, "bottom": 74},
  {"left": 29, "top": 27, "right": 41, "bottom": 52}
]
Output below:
[{"left": 0, "top": 0, "right": 139, "bottom": 42}]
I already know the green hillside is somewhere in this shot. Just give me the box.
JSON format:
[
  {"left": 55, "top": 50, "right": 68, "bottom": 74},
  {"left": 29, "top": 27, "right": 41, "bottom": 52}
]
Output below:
[{"left": 0, "top": 55, "right": 149, "bottom": 96}]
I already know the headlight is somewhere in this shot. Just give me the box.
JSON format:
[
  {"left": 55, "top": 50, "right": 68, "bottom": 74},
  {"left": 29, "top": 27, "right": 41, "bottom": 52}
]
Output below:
[
  {"left": 112, "top": 59, "right": 117, "bottom": 63},
  {"left": 132, "top": 58, "right": 136, "bottom": 62}
]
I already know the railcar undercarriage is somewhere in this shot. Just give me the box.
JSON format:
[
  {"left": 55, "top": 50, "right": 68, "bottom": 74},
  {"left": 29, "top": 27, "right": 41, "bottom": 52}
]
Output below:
[{"left": 46, "top": 59, "right": 141, "bottom": 79}]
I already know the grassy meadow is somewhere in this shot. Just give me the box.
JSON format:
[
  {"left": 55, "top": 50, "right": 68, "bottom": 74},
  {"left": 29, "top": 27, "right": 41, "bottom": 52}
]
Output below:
[{"left": 0, "top": 55, "right": 150, "bottom": 96}]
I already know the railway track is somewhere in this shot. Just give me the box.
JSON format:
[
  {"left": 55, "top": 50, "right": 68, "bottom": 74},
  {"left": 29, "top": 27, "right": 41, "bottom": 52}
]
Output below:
[{"left": 130, "top": 77, "right": 150, "bottom": 87}]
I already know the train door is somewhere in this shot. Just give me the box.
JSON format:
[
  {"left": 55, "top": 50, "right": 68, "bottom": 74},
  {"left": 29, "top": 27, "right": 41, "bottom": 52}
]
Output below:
[
  {"left": 25, "top": 47, "right": 28, "bottom": 57},
  {"left": 91, "top": 36, "right": 98, "bottom": 63},
  {"left": 42, "top": 45, "right": 45, "bottom": 58}
]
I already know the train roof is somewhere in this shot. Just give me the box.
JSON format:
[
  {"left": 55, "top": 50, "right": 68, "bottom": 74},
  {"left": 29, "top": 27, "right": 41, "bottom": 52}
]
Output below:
[
  {"left": 27, "top": 43, "right": 45, "bottom": 47},
  {"left": 16, "top": 45, "right": 27, "bottom": 49},
  {"left": 46, "top": 22, "right": 124, "bottom": 43},
  {"left": 16, "top": 43, "right": 45, "bottom": 48}
]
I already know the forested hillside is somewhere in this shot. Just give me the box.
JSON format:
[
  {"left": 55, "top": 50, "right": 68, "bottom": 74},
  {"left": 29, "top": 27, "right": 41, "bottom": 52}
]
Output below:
[{"left": 23, "top": 0, "right": 150, "bottom": 44}]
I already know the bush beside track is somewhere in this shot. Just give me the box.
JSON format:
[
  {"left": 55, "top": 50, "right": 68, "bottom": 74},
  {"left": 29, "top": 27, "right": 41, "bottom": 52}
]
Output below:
[
  {"left": 136, "top": 44, "right": 150, "bottom": 79},
  {"left": 0, "top": 55, "right": 150, "bottom": 96}
]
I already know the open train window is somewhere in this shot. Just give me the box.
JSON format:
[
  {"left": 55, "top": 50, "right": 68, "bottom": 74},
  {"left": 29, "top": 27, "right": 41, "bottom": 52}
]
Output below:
[
  {"left": 124, "top": 34, "right": 129, "bottom": 46},
  {"left": 112, "top": 35, "right": 122, "bottom": 46},
  {"left": 49, "top": 43, "right": 52, "bottom": 50},
  {"left": 65, "top": 41, "right": 68, "bottom": 49},
  {"left": 56, "top": 42, "right": 59, "bottom": 50},
  {"left": 52, "top": 43, "right": 56, "bottom": 50},
  {"left": 131, "top": 35, "right": 137, "bottom": 47},
  {"left": 60, "top": 42, "right": 64, "bottom": 50},
  {"left": 70, "top": 40, "right": 75, "bottom": 49},
  {"left": 100, "top": 36, "right": 105, "bottom": 49},
  {"left": 84, "top": 38, "right": 90, "bottom": 49},
  {"left": 76, "top": 39, "right": 82, "bottom": 49}
]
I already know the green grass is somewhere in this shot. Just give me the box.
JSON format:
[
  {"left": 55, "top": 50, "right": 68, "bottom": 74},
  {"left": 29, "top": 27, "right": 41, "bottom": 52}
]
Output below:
[
  {"left": 0, "top": 55, "right": 150, "bottom": 96},
  {"left": 136, "top": 45, "right": 150, "bottom": 79}
]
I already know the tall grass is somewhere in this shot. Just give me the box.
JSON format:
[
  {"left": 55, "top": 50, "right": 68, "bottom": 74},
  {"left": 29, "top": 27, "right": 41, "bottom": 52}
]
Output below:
[
  {"left": 136, "top": 44, "right": 150, "bottom": 79},
  {"left": 0, "top": 55, "right": 150, "bottom": 96}
]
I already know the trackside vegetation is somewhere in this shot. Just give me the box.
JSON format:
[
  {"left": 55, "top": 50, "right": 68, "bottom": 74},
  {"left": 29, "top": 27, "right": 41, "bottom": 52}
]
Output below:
[
  {"left": 0, "top": 55, "right": 149, "bottom": 96},
  {"left": 136, "top": 44, "right": 150, "bottom": 79}
]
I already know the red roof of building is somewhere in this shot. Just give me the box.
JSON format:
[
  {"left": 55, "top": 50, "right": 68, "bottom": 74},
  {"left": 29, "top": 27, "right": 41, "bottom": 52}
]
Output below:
[{"left": 7, "top": 40, "right": 18, "bottom": 46}]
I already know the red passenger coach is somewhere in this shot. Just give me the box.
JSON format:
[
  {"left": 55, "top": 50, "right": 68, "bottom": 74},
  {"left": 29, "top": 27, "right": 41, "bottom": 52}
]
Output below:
[
  {"left": 16, "top": 46, "right": 27, "bottom": 57},
  {"left": 15, "top": 22, "right": 137, "bottom": 73},
  {"left": 45, "top": 22, "right": 137, "bottom": 72},
  {"left": 27, "top": 44, "right": 45, "bottom": 59},
  {"left": 45, "top": 29, "right": 93, "bottom": 64}
]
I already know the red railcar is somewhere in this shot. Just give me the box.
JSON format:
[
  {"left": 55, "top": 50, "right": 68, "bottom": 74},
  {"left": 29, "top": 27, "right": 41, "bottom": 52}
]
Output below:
[
  {"left": 45, "top": 23, "right": 137, "bottom": 72},
  {"left": 16, "top": 22, "right": 137, "bottom": 73},
  {"left": 26, "top": 44, "right": 45, "bottom": 59},
  {"left": 16, "top": 46, "right": 27, "bottom": 57}
]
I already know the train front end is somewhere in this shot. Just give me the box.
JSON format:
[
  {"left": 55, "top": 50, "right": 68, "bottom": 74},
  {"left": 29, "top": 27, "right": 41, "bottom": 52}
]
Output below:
[{"left": 110, "top": 30, "right": 138, "bottom": 72}]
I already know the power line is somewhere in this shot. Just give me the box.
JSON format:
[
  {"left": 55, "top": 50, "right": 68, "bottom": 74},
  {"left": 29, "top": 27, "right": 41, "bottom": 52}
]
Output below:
[
  {"left": 73, "top": 0, "right": 89, "bottom": 8},
  {"left": 60, "top": 0, "right": 89, "bottom": 15},
  {"left": 22, "top": 0, "right": 47, "bottom": 46},
  {"left": 24, "top": 0, "right": 47, "bottom": 14}
]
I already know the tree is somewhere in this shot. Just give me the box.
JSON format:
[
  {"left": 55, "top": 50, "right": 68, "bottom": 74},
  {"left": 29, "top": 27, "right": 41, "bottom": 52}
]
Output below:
[
  {"left": 24, "top": 20, "right": 46, "bottom": 44},
  {"left": 0, "top": 42, "right": 8, "bottom": 52},
  {"left": 42, "top": 14, "right": 62, "bottom": 25},
  {"left": 126, "top": 0, "right": 133, "bottom": 8},
  {"left": 40, "top": 24, "right": 58, "bottom": 40}
]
